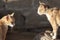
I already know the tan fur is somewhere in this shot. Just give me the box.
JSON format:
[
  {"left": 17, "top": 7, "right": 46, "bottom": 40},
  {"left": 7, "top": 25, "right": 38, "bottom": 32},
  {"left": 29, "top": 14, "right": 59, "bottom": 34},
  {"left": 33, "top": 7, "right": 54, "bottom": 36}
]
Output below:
[
  {"left": 0, "top": 13, "right": 15, "bottom": 40},
  {"left": 37, "top": 3, "right": 60, "bottom": 39}
]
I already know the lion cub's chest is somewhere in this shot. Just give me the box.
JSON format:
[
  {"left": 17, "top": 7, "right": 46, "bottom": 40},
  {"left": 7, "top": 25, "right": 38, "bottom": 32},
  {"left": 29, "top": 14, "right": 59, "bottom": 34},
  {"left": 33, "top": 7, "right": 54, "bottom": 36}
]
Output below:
[
  {"left": 45, "top": 11, "right": 53, "bottom": 21},
  {"left": 46, "top": 14, "right": 51, "bottom": 20},
  {"left": 46, "top": 12, "right": 60, "bottom": 26}
]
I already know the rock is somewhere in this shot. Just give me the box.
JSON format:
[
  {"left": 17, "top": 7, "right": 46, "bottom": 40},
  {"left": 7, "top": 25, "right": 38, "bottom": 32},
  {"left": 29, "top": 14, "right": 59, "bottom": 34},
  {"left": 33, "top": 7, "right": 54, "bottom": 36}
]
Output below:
[{"left": 33, "top": 31, "right": 54, "bottom": 40}]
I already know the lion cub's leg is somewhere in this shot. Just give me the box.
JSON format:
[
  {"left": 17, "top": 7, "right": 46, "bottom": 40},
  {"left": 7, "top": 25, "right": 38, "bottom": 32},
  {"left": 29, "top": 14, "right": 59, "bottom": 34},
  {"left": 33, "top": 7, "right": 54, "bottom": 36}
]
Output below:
[
  {"left": 49, "top": 19, "right": 58, "bottom": 39},
  {"left": 51, "top": 25, "right": 58, "bottom": 39},
  {"left": 52, "top": 28, "right": 58, "bottom": 39}
]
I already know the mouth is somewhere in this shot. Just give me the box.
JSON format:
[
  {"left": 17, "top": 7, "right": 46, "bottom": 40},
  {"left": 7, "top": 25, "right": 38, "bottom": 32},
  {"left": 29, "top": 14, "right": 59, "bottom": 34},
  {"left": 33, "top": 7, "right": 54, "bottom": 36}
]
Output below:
[
  {"left": 9, "top": 25, "right": 14, "bottom": 27},
  {"left": 37, "top": 12, "right": 42, "bottom": 15},
  {"left": 37, "top": 10, "right": 42, "bottom": 15},
  {"left": 9, "top": 24, "right": 15, "bottom": 28}
]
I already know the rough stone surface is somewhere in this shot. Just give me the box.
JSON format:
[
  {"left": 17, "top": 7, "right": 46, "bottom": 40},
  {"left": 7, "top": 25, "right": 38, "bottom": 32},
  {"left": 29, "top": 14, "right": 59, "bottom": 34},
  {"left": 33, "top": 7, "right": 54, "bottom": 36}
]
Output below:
[
  {"left": 4, "top": 0, "right": 60, "bottom": 28},
  {"left": 0, "top": 0, "right": 60, "bottom": 40},
  {"left": 0, "top": 0, "right": 60, "bottom": 28},
  {"left": 0, "top": 0, "right": 59, "bottom": 29}
]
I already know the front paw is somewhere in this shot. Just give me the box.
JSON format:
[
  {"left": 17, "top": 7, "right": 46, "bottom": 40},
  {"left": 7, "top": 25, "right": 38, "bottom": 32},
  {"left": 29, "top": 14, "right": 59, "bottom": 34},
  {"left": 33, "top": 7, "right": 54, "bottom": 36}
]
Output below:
[
  {"left": 52, "top": 36, "right": 56, "bottom": 40},
  {"left": 50, "top": 33, "right": 54, "bottom": 36}
]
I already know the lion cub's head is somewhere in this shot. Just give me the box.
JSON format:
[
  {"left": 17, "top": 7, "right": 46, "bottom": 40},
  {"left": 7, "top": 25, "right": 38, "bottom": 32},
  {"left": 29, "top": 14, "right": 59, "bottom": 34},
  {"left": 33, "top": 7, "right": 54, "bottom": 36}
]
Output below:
[
  {"left": 1, "top": 12, "right": 15, "bottom": 28},
  {"left": 37, "top": 2, "right": 49, "bottom": 15}
]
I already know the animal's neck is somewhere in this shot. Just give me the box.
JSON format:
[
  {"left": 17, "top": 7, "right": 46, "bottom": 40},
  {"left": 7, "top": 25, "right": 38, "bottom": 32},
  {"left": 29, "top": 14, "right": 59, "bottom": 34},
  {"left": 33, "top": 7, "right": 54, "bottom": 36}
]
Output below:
[
  {"left": 45, "top": 13, "right": 51, "bottom": 20},
  {"left": 0, "top": 20, "right": 3, "bottom": 26},
  {"left": 0, "top": 20, "right": 7, "bottom": 27}
]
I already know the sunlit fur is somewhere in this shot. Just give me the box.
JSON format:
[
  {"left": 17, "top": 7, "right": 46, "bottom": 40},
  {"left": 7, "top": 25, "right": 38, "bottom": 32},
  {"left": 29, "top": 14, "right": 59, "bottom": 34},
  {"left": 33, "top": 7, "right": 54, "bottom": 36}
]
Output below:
[
  {"left": 37, "top": 3, "right": 60, "bottom": 39},
  {"left": 0, "top": 13, "right": 15, "bottom": 40}
]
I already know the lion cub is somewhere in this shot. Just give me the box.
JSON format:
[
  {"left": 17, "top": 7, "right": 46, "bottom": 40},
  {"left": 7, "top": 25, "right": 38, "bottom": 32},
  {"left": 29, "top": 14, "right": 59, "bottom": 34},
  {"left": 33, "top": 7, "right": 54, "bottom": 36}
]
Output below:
[
  {"left": 0, "top": 13, "right": 15, "bottom": 40},
  {"left": 37, "top": 3, "right": 60, "bottom": 39}
]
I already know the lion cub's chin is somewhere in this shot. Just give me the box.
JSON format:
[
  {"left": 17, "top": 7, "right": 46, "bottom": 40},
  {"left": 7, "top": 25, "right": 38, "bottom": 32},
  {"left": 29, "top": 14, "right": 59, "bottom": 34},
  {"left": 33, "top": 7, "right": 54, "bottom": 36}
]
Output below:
[{"left": 8, "top": 24, "right": 15, "bottom": 28}]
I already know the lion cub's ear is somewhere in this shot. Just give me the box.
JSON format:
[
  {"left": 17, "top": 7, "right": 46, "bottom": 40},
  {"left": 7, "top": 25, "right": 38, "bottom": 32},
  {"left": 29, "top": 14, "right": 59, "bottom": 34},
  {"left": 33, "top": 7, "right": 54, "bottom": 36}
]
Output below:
[
  {"left": 10, "top": 12, "right": 14, "bottom": 16},
  {"left": 39, "top": 1, "right": 45, "bottom": 5},
  {"left": 6, "top": 14, "right": 10, "bottom": 21}
]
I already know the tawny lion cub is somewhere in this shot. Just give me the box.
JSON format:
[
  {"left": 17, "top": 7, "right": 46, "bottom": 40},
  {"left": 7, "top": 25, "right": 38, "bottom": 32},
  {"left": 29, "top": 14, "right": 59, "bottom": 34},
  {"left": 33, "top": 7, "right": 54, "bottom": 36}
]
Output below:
[
  {"left": 37, "top": 3, "right": 60, "bottom": 39},
  {"left": 0, "top": 13, "right": 15, "bottom": 40}
]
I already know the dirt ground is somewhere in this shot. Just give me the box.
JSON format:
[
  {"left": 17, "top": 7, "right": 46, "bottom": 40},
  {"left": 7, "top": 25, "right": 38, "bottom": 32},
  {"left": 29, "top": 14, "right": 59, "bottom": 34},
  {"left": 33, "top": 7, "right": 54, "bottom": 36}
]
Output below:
[
  {"left": 6, "top": 31, "right": 60, "bottom": 40},
  {"left": 6, "top": 31, "right": 36, "bottom": 40},
  {"left": 6, "top": 27, "right": 60, "bottom": 40}
]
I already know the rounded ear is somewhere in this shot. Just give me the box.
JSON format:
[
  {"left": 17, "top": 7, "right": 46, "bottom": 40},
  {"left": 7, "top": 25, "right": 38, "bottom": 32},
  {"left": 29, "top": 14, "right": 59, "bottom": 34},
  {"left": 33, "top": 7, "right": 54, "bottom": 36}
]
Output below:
[
  {"left": 39, "top": 1, "right": 45, "bottom": 5},
  {"left": 10, "top": 12, "right": 14, "bottom": 16},
  {"left": 6, "top": 14, "right": 10, "bottom": 21}
]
